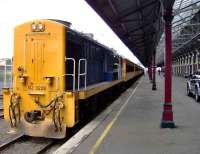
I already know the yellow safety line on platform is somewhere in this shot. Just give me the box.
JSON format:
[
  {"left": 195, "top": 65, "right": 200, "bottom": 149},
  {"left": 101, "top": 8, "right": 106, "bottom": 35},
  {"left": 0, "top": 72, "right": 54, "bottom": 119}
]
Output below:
[{"left": 88, "top": 78, "right": 142, "bottom": 154}]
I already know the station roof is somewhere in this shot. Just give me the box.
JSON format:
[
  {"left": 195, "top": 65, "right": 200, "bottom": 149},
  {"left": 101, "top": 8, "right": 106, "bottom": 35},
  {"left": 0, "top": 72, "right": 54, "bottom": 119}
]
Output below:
[
  {"left": 85, "top": 0, "right": 175, "bottom": 66},
  {"left": 156, "top": 0, "right": 200, "bottom": 65},
  {"left": 86, "top": 0, "right": 200, "bottom": 66}
]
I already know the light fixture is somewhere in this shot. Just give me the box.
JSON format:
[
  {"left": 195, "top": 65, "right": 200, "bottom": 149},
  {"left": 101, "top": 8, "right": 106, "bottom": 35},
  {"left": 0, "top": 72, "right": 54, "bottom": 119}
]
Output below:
[
  {"left": 31, "top": 22, "right": 45, "bottom": 32},
  {"left": 31, "top": 23, "right": 37, "bottom": 31},
  {"left": 38, "top": 23, "right": 45, "bottom": 31}
]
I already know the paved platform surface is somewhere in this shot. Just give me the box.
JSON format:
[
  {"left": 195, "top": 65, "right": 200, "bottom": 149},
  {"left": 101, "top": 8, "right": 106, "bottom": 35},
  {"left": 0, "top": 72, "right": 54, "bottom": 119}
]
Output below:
[{"left": 59, "top": 75, "right": 200, "bottom": 154}]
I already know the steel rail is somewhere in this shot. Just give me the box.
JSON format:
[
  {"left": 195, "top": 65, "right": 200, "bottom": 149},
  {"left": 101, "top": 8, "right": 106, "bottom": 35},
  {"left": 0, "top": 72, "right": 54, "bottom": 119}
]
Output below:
[{"left": 0, "top": 133, "right": 24, "bottom": 150}]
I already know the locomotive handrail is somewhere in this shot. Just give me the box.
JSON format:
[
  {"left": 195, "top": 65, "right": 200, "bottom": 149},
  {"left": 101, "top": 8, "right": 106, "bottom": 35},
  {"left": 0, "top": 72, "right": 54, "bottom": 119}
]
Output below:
[
  {"left": 65, "top": 57, "right": 76, "bottom": 91},
  {"left": 78, "top": 59, "right": 87, "bottom": 91}
]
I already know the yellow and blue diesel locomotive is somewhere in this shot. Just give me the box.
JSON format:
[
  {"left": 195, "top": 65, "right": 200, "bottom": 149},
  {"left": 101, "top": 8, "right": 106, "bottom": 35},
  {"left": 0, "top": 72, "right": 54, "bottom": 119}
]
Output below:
[{"left": 3, "top": 19, "right": 143, "bottom": 138}]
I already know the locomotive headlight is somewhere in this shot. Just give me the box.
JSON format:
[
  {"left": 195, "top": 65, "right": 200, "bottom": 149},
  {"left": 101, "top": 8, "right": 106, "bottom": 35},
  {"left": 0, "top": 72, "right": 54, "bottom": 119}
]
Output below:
[
  {"left": 45, "top": 77, "right": 53, "bottom": 85},
  {"left": 31, "top": 23, "right": 37, "bottom": 31},
  {"left": 20, "top": 77, "right": 25, "bottom": 83},
  {"left": 19, "top": 75, "right": 28, "bottom": 84},
  {"left": 38, "top": 23, "right": 45, "bottom": 31},
  {"left": 46, "top": 78, "right": 51, "bottom": 84}
]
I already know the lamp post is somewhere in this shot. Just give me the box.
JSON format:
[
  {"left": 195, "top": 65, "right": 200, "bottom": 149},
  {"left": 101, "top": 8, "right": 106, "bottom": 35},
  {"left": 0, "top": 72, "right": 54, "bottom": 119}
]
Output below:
[
  {"left": 152, "top": 51, "right": 157, "bottom": 90},
  {"left": 148, "top": 56, "right": 153, "bottom": 82}
]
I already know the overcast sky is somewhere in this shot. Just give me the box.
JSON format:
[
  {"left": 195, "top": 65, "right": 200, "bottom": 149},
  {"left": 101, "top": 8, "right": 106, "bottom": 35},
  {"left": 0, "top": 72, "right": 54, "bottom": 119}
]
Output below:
[{"left": 0, "top": 0, "right": 141, "bottom": 65}]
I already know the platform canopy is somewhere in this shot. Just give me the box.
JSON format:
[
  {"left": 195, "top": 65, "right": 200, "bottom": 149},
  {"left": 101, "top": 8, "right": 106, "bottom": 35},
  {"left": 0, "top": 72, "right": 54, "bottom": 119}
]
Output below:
[
  {"left": 157, "top": 0, "right": 200, "bottom": 65},
  {"left": 85, "top": 0, "right": 175, "bottom": 66}
]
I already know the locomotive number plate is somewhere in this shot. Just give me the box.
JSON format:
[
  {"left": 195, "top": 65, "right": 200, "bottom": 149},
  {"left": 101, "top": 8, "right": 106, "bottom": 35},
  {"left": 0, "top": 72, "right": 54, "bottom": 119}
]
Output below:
[{"left": 28, "top": 85, "right": 46, "bottom": 90}]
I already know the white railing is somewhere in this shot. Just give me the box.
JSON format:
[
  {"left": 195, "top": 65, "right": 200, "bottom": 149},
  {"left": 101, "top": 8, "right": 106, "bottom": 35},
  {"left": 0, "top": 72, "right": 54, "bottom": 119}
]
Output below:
[
  {"left": 78, "top": 59, "right": 87, "bottom": 91},
  {"left": 65, "top": 58, "right": 76, "bottom": 91}
]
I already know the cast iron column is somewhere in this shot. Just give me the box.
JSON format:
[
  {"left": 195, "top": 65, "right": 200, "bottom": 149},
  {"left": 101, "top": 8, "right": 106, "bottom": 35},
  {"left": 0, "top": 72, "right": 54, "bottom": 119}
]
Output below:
[
  {"left": 161, "top": 10, "right": 175, "bottom": 128},
  {"left": 148, "top": 56, "right": 153, "bottom": 82},
  {"left": 152, "top": 51, "right": 157, "bottom": 90}
]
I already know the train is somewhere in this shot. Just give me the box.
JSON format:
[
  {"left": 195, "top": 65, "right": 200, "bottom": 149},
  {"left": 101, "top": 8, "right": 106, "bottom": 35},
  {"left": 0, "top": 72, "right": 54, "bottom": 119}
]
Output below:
[{"left": 2, "top": 19, "right": 143, "bottom": 138}]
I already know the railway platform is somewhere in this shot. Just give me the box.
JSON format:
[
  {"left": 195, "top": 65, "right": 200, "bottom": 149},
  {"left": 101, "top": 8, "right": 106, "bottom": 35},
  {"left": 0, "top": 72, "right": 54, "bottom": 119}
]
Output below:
[{"left": 55, "top": 74, "right": 200, "bottom": 154}]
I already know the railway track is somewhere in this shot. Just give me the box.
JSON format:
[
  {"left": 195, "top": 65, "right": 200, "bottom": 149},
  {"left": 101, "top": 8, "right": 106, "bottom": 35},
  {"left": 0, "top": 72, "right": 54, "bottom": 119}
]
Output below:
[
  {"left": 0, "top": 108, "right": 3, "bottom": 119},
  {"left": 0, "top": 133, "right": 56, "bottom": 154},
  {"left": 0, "top": 133, "right": 24, "bottom": 150}
]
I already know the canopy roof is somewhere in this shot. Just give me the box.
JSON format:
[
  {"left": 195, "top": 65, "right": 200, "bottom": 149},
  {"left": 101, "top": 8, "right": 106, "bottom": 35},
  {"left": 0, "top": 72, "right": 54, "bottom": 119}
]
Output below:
[
  {"left": 157, "top": 0, "right": 200, "bottom": 65},
  {"left": 85, "top": 0, "right": 164, "bottom": 66},
  {"left": 86, "top": 0, "right": 200, "bottom": 66}
]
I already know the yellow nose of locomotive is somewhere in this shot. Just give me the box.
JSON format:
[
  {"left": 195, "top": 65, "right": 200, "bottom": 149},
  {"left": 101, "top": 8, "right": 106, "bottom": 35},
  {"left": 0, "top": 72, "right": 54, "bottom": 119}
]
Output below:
[{"left": 3, "top": 19, "right": 70, "bottom": 138}]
